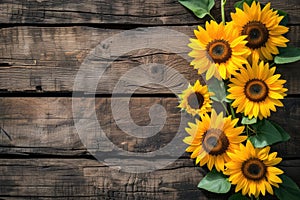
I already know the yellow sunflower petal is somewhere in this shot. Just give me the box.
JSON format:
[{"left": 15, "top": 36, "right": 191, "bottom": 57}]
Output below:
[
  {"left": 267, "top": 173, "right": 282, "bottom": 183},
  {"left": 178, "top": 80, "right": 212, "bottom": 117},
  {"left": 228, "top": 59, "right": 287, "bottom": 119},
  {"left": 188, "top": 20, "right": 250, "bottom": 80},
  {"left": 225, "top": 137, "right": 283, "bottom": 197},
  {"left": 184, "top": 109, "right": 244, "bottom": 172},
  {"left": 230, "top": 1, "right": 289, "bottom": 60}
]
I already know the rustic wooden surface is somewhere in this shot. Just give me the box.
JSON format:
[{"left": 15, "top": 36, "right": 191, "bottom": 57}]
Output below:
[
  {"left": 0, "top": 26, "right": 299, "bottom": 94},
  {"left": 0, "top": 97, "right": 299, "bottom": 157},
  {"left": 0, "top": 0, "right": 299, "bottom": 199},
  {"left": 0, "top": 0, "right": 299, "bottom": 25}
]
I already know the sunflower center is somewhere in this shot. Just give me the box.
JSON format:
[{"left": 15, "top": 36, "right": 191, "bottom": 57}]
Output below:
[
  {"left": 206, "top": 40, "right": 232, "bottom": 64},
  {"left": 242, "top": 158, "right": 266, "bottom": 181},
  {"left": 207, "top": 137, "right": 218, "bottom": 147},
  {"left": 244, "top": 79, "right": 269, "bottom": 102},
  {"left": 213, "top": 45, "right": 225, "bottom": 56},
  {"left": 187, "top": 92, "right": 205, "bottom": 110},
  {"left": 202, "top": 128, "right": 229, "bottom": 155},
  {"left": 242, "top": 21, "right": 269, "bottom": 49}
]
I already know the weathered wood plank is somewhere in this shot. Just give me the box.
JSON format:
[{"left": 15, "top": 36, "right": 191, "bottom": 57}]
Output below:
[
  {"left": 0, "top": 26, "right": 299, "bottom": 94},
  {"left": 0, "top": 97, "right": 185, "bottom": 157},
  {"left": 0, "top": 97, "right": 299, "bottom": 158},
  {"left": 0, "top": 158, "right": 207, "bottom": 199},
  {"left": 0, "top": 158, "right": 299, "bottom": 199},
  {"left": 0, "top": 0, "right": 299, "bottom": 25}
]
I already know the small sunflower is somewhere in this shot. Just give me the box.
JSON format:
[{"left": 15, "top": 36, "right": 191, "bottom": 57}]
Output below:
[
  {"left": 183, "top": 110, "right": 246, "bottom": 172},
  {"left": 178, "top": 80, "right": 213, "bottom": 116},
  {"left": 227, "top": 60, "right": 287, "bottom": 119},
  {"left": 188, "top": 20, "right": 250, "bottom": 80},
  {"left": 225, "top": 140, "right": 283, "bottom": 198},
  {"left": 231, "top": 1, "right": 289, "bottom": 61}
]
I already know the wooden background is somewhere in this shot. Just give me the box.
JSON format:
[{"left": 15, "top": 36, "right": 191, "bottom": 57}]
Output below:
[{"left": 0, "top": 0, "right": 299, "bottom": 199}]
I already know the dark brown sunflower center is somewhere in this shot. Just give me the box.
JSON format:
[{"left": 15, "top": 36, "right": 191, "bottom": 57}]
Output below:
[
  {"left": 202, "top": 128, "right": 229, "bottom": 155},
  {"left": 242, "top": 21, "right": 269, "bottom": 49},
  {"left": 206, "top": 40, "right": 232, "bottom": 64},
  {"left": 244, "top": 79, "right": 269, "bottom": 102},
  {"left": 242, "top": 158, "right": 266, "bottom": 181},
  {"left": 187, "top": 92, "right": 205, "bottom": 109}
]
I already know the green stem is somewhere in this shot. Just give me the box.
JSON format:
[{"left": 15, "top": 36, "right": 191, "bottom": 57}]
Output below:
[
  {"left": 247, "top": 125, "right": 256, "bottom": 133},
  {"left": 246, "top": 125, "right": 256, "bottom": 137},
  {"left": 221, "top": 102, "right": 230, "bottom": 116},
  {"left": 221, "top": 0, "right": 226, "bottom": 24},
  {"left": 208, "top": 13, "right": 216, "bottom": 21},
  {"left": 229, "top": 103, "right": 236, "bottom": 119}
]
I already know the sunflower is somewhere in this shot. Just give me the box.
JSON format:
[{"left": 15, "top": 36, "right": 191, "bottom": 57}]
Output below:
[
  {"left": 227, "top": 60, "right": 287, "bottom": 120},
  {"left": 224, "top": 140, "right": 283, "bottom": 198},
  {"left": 230, "top": 1, "right": 289, "bottom": 61},
  {"left": 188, "top": 20, "right": 250, "bottom": 80},
  {"left": 183, "top": 110, "right": 246, "bottom": 172},
  {"left": 178, "top": 80, "right": 213, "bottom": 116}
]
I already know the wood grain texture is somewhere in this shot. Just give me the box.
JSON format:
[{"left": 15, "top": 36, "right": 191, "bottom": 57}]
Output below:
[
  {"left": 0, "top": 0, "right": 299, "bottom": 199},
  {"left": 0, "top": 97, "right": 299, "bottom": 159},
  {"left": 0, "top": 26, "right": 299, "bottom": 94},
  {"left": 0, "top": 158, "right": 299, "bottom": 199},
  {"left": 0, "top": 158, "right": 207, "bottom": 199},
  {"left": 0, "top": 0, "right": 299, "bottom": 25}
]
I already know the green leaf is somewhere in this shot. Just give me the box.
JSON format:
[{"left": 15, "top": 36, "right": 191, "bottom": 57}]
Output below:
[
  {"left": 234, "top": 0, "right": 254, "bottom": 9},
  {"left": 249, "top": 119, "right": 289, "bottom": 148},
  {"left": 198, "top": 169, "right": 231, "bottom": 193},
  {"left": 224, "top": 98, "right": 232, "bottom": 103},
  {"left": 274, "top": 46, "right": 300, "bottom": 64},
  {"left": 210, "top": 96, "right": 221, "bottom": 102},
  {"left": 274, "top": 175, "right": 300, "bottom": 200},
  {"left": 241, "top": 116, "right": 257, "bottom": 125},
  {"left": 229, "top": 193, "right": 249, "bottom": 200},
  {"left": 178, "top": 0, "right": 215, "bottom": 19},
  {"left": 269, "top": 121, "right": 290, "bottom": 142},
  {"left": 207, "top": 78, "right": 227, "bottom": 102}
]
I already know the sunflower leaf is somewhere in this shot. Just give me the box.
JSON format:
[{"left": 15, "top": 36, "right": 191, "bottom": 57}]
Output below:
[
  {"left": 269, "top": 121, "right": 290, "bottom": 142},
  {"left": 249, "top": 119, "right": 287, "bottom": 148},
  {"left": 228, "top": 193, "right": 249, "bottom": 200},
  {"left": 223, "top": 98, "right": 232, "bottom": 103},
  {"left": 178, "top": 0, "right": 215, "bottom": 19},
  {"left": 274, "top": 46, "right": 300, "bottom": 64},
  {"left": 241, "top": 116, "right": 257, "bottom": 125},
  {"left": 234, "top": 0, "right": 254, "bottom": 9},
  {"left": 207, "top": 78, "right": 227, "bottom": 103},
  {"left": 274, "top": 175, "right": 300, "bottom": 200},
  {"left": 198, "top": 169, "right": 231, "bottom": 193}
]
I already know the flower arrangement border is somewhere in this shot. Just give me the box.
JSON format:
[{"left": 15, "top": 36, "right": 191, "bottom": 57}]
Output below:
[{"left": 177, "top": 0, "right": 300, "bottom": 199}]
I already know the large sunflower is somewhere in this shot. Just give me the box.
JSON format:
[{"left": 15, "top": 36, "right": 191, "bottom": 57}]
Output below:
[
  {"left": 225, "top": 140, "right": 283, "bottom": 198},
  {"left": 188, "top": 20, "right": 250, "bottom": 80},
  {"left": 230, "top": 1, "right": 289, "bottom": 61},
  {"left": 227, "top": 60, "right": 287, "bottom": 119},
  {"left": 183, "top": 110, "right": 246, "bottom": 172},
  {"left": 178, "top": 80, "right": 213, "bottom": 116}
]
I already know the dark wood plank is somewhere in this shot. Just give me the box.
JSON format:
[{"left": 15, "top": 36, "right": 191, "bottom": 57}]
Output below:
[
  {"left": 0, "top": 158, "right": 207, "bottom": 199},
  {"left": 0, "top": 97, "right": 185, "bottom": 157},
  {"left": 0, "top": 158, "right": 299, "bottom": 199},
  {"left": 0, "top": 97, "right": 299, "bottom": 159},
  {"left": 0, "top": 26, "right": 299, "bottom": 94},
  {"left": 0, "top": 0, "right": 299, "bottom": 25}
]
